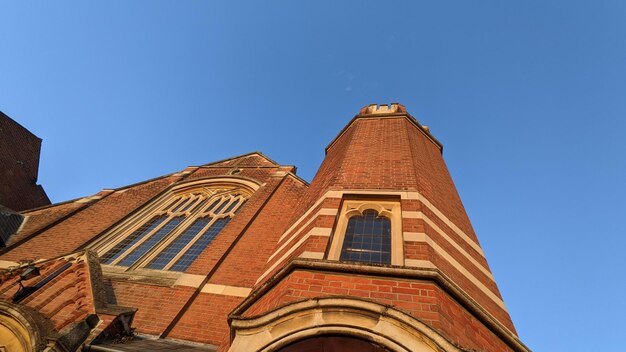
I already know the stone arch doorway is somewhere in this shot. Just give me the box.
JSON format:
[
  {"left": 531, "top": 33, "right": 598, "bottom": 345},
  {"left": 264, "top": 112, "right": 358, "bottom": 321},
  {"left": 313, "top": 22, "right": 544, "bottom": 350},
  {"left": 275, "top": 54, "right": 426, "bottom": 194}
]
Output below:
[
  {"left": 229, "top": 297, "right": 462, "bottom": 352},
  {"left": 277, "top": 335, "right": 390, "bottom": 352},
  {"left": 0, "top": 301, "right": 44, "bottom": 352}
]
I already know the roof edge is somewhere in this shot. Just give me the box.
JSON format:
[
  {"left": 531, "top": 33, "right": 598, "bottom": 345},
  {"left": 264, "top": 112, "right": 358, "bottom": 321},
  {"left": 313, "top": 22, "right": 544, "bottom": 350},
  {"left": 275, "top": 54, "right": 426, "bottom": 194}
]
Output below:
[{"left": 199, "top": 151, "right": 281, "bottom": 167}]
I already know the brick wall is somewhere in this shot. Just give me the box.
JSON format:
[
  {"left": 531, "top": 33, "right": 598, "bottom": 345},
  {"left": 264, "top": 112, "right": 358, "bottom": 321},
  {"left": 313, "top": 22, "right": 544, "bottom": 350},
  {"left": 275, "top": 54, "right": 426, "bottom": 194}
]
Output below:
[
  {"left": 167, "top": 292, "right": 243, "bottom": 345},
  {"left": 0, "top": 255, "right": 97, "bottom": 332},
  {"left": 108, "top": 280, "right": 196, "bottom": 335},
  {"left": 243, "top": 270, "right": 513, "bottom": 352},
  {"left": 0, "top": 112, "right": 50, "bottom": 211}
]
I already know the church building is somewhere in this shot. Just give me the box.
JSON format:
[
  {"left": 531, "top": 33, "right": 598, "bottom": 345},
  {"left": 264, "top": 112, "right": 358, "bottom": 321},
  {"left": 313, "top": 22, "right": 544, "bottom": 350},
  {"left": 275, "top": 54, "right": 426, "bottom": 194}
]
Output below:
[{"left": 0, "top": 104, "right": 530, "bottom": 351}]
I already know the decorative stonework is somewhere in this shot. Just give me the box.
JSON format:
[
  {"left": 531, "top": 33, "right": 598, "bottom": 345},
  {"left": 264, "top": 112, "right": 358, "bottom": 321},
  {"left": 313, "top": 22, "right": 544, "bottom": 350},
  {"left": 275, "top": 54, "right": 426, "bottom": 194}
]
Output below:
[
  {"left": 229, "top": 297, "right": 460, "bottom": 352},
  {"left": 327, "top": 199, "right": 404, "bottom": 266},
  {"left": 0, "top": 301, "right": 44, "bottom": 352},
  {"left": 359, "top": 103, "right": 407, "bottom": 115},
  {"left": 92, "top": 178, "right": 257, "bottom": 272}
]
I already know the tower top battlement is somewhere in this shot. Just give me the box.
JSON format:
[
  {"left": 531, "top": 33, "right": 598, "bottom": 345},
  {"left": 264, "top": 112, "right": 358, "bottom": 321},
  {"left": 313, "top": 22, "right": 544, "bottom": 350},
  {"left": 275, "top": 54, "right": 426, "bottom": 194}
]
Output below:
[{"left": 359, "top": 103, "right": 407, "bottom": 115}]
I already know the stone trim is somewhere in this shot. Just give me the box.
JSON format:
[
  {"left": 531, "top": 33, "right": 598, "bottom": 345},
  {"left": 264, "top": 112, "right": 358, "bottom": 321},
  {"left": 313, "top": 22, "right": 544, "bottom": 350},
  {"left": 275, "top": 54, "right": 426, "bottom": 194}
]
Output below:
[
  {"left": 0, "top": 260, "right": 19, "bottom": 269},
  {"left": 272, "top": 217, "right": 335, "bottom": 261},
  {"left": 404, "top": 231, "right": 495, "bottom": 281},
  {"left": 274, "top": 189, "right": 484, "bottom": 261},
  {"left": 257, "top": 227, "right": 332, "bottom": 284},
  {"left": 237, "top": 260, "right": 530, "bottom": 352},
  {"left": 229, "top": 297, "right": 458, "bottom": 352},
  {"left": 403, "top": 259, "right": 436, "bottom": 268},
  {"left": 173, "top": 274, "right": 252, "bottom": 297},
  {"left": 102, "top": 265, "right": 180, "bottom": 287},
  {"left": 90, "top": 178, "right": 257, "bottom": 272},
  {"left": 261, "top": 190, "right": 490, "bottom": 288},
  {"left": 403, "top": 258, "right": 505, "bottom": 309},
  {"left": 298, "top": 251, "right": 324, "bottom": 259},
  {"left": 0, "top": 301, "right": 45, "bottom": 352},
  {"left": 278, "top": 205, "right": 336, "bottom": 243},
  {"left": 201, "top": 284, "right": 251, "bottom": 297},
  {"left": 169, "top": 177, "right": 260, "bottom": 193},
  {"left": 174, "top": 273, "right": 205, "bottom": 287},
  {"left": 327, "top": 200, "right": 404, "bottom": 266},
  {"left": 414, "top": 195, "right": 485, "bottom": 256},
  {"left": 269, "top": 227, "right": 331, "bottom": 264}
]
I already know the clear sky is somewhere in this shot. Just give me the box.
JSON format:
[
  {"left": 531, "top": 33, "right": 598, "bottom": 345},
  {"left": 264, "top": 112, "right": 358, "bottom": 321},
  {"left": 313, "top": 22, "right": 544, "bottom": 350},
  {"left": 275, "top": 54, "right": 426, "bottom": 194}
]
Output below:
[{"left": 2, "top": 1, "right": 625, "bottom": 351}]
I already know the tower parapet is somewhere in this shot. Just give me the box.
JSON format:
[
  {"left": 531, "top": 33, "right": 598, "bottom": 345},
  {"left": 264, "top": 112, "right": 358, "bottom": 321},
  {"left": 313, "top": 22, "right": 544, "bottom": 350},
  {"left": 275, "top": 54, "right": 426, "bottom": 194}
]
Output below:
[{"left": 359, "top": 103, "right": 408, "bottom": 115}]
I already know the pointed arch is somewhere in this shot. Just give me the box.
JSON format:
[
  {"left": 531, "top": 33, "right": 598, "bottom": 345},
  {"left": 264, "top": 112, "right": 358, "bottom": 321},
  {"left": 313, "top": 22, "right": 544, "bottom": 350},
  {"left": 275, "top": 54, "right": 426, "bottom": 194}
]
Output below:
[{"left": 91, "top": 177, "right": 259, "bottom": 272}]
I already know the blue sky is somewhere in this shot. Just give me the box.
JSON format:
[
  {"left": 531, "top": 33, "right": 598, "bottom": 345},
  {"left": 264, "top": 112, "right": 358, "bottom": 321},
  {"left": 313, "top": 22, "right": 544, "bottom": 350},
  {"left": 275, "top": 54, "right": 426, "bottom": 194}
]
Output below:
[{"left": 2, "top": 1, "right": 625, "bottom": 351}]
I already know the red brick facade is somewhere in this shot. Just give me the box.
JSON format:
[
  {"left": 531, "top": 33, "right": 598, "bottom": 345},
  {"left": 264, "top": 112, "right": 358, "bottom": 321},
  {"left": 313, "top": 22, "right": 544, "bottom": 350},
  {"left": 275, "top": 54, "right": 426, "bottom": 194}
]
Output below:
[
  {"left": 0, "top": 104, "right": 528, "bottom": 351},
  {"left": 0, "top": 112, "right": 50, "bottom": 212}
]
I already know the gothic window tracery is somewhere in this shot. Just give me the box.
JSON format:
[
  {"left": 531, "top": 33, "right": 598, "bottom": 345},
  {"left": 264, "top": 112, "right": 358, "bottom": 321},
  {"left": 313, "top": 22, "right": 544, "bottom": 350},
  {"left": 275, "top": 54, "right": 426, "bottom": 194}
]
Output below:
[{"left": 96, "top": 180, "right": 254, "bottom": 272}]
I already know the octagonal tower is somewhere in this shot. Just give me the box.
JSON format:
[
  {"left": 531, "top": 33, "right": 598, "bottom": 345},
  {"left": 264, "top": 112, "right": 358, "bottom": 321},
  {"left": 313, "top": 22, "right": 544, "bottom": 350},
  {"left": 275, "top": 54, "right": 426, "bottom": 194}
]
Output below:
[{"left": 229, "top": 104, "right": 528, "bottom": 352}]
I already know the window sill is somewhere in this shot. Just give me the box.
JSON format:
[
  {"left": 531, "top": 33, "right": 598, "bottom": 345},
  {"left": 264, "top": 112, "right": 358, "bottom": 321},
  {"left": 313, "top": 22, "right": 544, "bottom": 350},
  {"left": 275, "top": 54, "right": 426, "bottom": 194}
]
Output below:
[{"left": 102, "top": 264, "right": 182, "bottom": 287}]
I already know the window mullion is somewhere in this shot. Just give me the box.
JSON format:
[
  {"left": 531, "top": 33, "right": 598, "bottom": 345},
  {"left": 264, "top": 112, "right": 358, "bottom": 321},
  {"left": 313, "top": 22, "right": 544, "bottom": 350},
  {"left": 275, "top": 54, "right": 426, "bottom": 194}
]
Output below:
[
  {"left": 134, "top": 197, "right": 208, "bottom": 269},
  {"left": 99, "top": 217, "right": 154, "bottom": 256},
  {"left": 166, "top": 197, "right": 187, "bottom": 213},
  {"left": 160, "top": 195, "right": 226, "bottom": 270},
  {"left": 109, "top": 216, "right": 171, "bottom": 266},
  {"left": 131, "top": 212, "right": 201, "bottom": 269},
  {"left": 100, "top": 187, "right": 249, "bottom": 271},
  {"left": 97, "top": 197, "right": 176, "bottom": 255},
  {"left": 111, "top": 196, "right": 198, "bottom": 267},
  {"left": 161, "top": 216, "right": 218, "bottom": 271},
  {"left": 160, "top": 194, "right": 234, "bottom": 271}
]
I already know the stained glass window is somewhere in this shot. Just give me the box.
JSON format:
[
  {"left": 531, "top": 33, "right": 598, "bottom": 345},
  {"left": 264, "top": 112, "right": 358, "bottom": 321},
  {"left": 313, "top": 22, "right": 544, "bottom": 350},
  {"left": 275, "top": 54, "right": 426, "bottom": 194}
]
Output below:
[
  {"left": 99, "top": 187, "right": 248, "bottom": 271},
  {"left": 340, "top": 209, "right": 391, "bottom": 264},
  {"left": 117, "top": 217, "right": 184, "bottom": 267},
  {"left": 147, "top": 217, "right": 211, "bottom": 270},
  {"left": 101, "top": 215, "right": 167, "bottom": 264},
  {"left": 169, "top": 217, "right": 230, "bottom": 272}
]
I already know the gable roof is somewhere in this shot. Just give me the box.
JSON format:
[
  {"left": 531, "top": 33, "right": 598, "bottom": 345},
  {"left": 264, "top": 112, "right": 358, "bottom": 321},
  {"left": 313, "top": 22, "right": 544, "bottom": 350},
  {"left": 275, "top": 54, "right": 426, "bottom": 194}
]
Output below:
[{"left": 198, "top": 151, "right": 280, "bottom": 168}]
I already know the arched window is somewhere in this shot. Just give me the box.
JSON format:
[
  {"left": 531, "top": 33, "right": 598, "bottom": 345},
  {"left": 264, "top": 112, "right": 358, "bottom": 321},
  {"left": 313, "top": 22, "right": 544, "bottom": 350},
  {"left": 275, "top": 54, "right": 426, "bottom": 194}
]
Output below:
[
  {"left": 339, "top": 210, "right": 391, "bottom": 265},
  {"left": 95, "top": 180, "right": 256, "bottom": 272},
  {"left": 327, "top": 199, "right": 403, "bottom": 266}
]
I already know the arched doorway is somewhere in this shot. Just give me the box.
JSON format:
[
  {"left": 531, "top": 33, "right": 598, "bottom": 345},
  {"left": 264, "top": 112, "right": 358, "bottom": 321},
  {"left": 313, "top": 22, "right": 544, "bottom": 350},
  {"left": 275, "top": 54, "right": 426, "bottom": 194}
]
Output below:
[
  {"left": 229, "top": 297, "right": 461, "bottom": 352},
  {"left": 0, "top": 301, "right": 43, "bottom": 352},
  {"left": 277, "top": 335, "right": 390, "bottom": 352}
]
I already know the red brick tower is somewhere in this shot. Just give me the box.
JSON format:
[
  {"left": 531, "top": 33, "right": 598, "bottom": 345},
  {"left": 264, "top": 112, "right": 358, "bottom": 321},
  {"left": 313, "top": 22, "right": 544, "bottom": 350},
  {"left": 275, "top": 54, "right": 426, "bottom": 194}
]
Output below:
[{"left": 228, "top": 104, "right": 529, "bottom": 351}]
